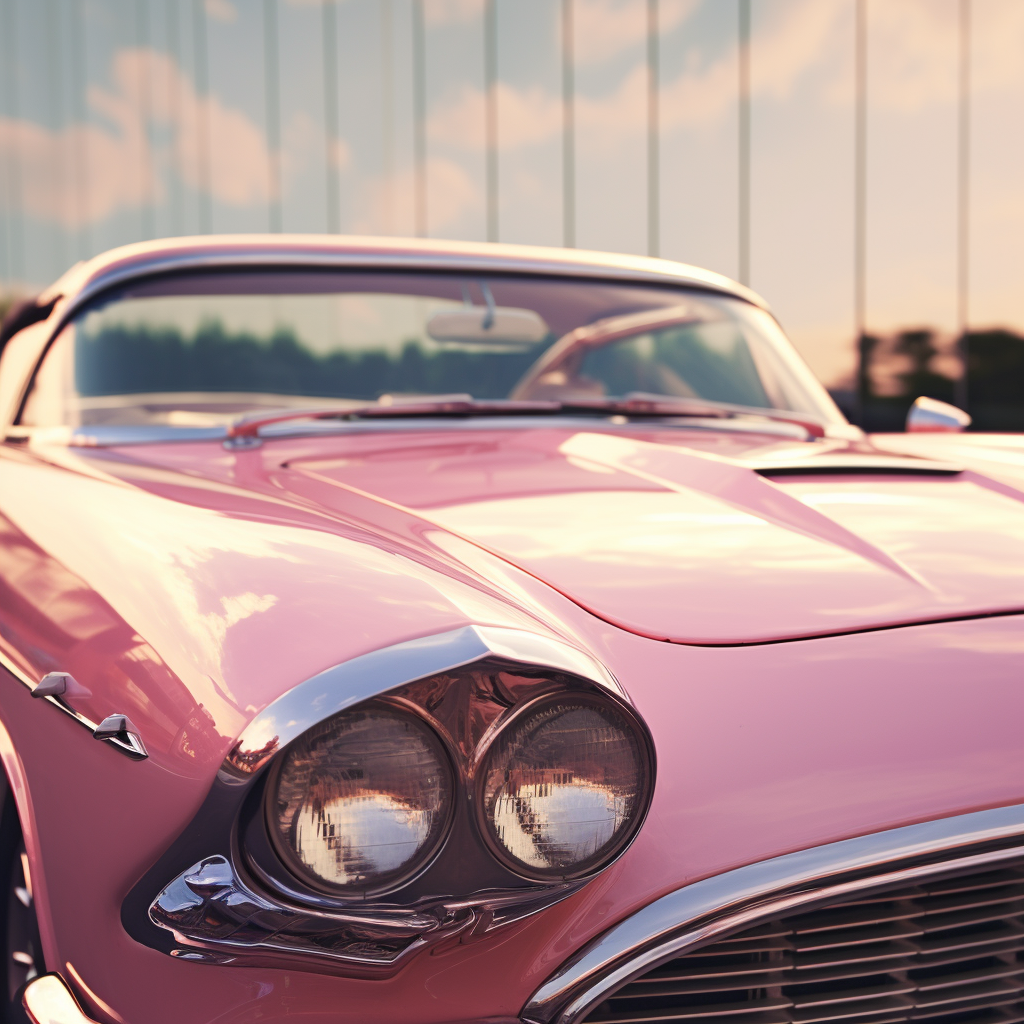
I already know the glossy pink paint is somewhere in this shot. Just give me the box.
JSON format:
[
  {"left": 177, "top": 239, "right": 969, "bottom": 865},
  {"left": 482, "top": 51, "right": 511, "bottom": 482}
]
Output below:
[
  {"left": 2, "top": 421, "right": 1024, "bottom": 1023},
  {"left": 279, "top": 426, "right": 1024, "bottom": 643},
  {"left": 1, "top": 238, "right": 1023, "bottom": 1022}
]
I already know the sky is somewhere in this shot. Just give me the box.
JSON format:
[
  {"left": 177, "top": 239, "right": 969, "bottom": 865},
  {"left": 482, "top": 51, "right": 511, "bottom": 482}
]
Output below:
[{"left": 0, "top": 0, "right": 1022, "bottom": 388}]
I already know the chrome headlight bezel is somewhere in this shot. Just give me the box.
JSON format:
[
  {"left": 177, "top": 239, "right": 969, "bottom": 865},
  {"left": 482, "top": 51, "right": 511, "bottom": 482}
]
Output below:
[
  {"left": 129, "top": 626, "right": 657, "bottom": 976},
  {"left": 242, "top": 666, "right": 654, "bottom": 911}
]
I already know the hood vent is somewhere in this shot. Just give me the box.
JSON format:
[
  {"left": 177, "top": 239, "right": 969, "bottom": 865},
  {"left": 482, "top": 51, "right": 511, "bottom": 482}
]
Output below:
[{"left": 750, "top": 454, "right": 963, "bottom": 477}]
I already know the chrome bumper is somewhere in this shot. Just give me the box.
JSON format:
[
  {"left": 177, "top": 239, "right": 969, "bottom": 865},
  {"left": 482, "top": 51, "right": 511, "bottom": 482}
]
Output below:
[{"left": 23, "top": 975, "right": 101, "bottom": 1024}]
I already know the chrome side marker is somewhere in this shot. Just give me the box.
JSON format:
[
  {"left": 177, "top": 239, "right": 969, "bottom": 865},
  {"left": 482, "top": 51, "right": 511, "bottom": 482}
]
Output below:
[
  {"left": 31, "top": 673, "right": 92, "bottom": 700},
  {"left": 93, "top": 715, "right": 148, "bottom": 759}
]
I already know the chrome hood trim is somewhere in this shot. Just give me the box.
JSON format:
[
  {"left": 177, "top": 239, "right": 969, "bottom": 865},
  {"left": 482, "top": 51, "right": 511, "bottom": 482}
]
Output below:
[
  {"left": 521, "top": 802, "right": 1024, "bottom": 1024},
  {"left": 224, "top": 624, "right": 621, "bottom": 778}
]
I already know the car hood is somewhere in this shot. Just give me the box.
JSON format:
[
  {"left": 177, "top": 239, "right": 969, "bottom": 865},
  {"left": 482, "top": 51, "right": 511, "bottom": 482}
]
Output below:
[{"left": 212, "top": 423, "right": 1024, "bottom": 646}]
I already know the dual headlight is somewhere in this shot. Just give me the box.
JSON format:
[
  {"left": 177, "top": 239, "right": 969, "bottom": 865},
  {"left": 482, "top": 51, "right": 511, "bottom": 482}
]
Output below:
[{"left": 267, "top": 691, "right": 652, "bottom": 896}]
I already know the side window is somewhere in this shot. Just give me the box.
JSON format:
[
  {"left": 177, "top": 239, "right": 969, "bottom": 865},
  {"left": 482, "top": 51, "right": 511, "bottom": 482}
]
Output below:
[
  {"left": 0, "top": 323, "right": 53, "bottom": 429},
  {"left": 19, "top": 327, "right": 75, "bottom": 428}
]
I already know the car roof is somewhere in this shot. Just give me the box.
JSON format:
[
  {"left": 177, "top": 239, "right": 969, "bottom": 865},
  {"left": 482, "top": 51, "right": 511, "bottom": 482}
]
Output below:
[{"left": 43, "top": 234, "right": 771, "bottom": 319}]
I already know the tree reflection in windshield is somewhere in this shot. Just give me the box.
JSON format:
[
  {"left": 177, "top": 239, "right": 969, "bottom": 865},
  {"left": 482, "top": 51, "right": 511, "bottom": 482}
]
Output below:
[{"left": 75, "top": 321, "right": 552, "bottom": 402}]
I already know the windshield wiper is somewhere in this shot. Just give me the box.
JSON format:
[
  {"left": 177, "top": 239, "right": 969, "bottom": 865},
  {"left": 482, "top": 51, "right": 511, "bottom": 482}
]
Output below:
[
  {"left": 224, "top": 391, "right": 825, "bottom": 445},
  {"left": 555, "top": 393, "right": 826, "bottom": 437},
  {"left": 224, "top": 396, "right": 562, "bottom": 443}
]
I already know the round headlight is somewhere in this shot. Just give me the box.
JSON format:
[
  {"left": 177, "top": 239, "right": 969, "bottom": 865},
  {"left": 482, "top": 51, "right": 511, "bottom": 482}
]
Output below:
[
  {"left": 269, "top": 704, "right": 454, "bottom": 895},
  {"left": 477, "top": 694, "right": 652, "bottom": 880}
]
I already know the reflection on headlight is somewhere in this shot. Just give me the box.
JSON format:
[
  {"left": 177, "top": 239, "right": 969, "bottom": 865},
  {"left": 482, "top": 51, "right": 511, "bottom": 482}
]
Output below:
[
  {"left": 271, "top": 705, "right": 453, "bottom": 894},
  {"left": 491, "top": 779, "right": 630, "bottom": 870},
  {"left": 480, "top": 700, "right": 648, "bottom": 878}
]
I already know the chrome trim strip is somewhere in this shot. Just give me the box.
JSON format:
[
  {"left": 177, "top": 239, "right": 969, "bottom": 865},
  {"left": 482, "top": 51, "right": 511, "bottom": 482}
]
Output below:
[
  {"left": 224, "top": 624, "right": 621, "bottom": 777},
  {"left": 69, "top": 425, "right": 228, "bottom": 446},
  {"left": 59, "top": 248, "right": 767, "bottom": 333},
  {"left": 0, "top": 651, "right": 146, "bottom": 760},
  {"left": 521, "top": 802, "right": 1024, "bottom": 1024},
  {"left": 57, "top": 413, "right": 818, "bottom": 449}
]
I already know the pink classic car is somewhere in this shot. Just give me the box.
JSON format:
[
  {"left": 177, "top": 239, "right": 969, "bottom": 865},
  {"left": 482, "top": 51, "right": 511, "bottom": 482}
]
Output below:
[{"left": 1, "top": 236, "right": 1024, "bottom": 1024}]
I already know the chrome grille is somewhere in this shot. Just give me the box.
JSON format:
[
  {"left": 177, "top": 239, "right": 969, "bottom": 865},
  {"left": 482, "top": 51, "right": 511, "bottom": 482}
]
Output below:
[{"left": 584, "top": 865, "right": 1024, "bottom": 1024}]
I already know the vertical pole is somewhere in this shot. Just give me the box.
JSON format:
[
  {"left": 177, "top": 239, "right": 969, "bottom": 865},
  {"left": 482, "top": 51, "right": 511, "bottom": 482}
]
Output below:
[
  {"left": 166, "top": 0, "right": 183, "bottom": 236},
  {"left": 854, "top": 0, "right": 867, "bottom": 425},
  {"left": 412, "top": 0, "right": 427, "bottom": 237},
  {"left": 955, "top": 0, "right": 971, "bottom": 412},
  {"left": 264, "top": 0, "right": 282, "bottom": 233},
  {"left": 323, "top": 0, "right": 340, "bottom": 233},
  {"left": 0, "top": 0, "right": 22, "bottom": 283},
  {"left": 562, "top": 0, "right": 575, "bottom": 249},
  {"left": 193, "top": 0, "right": 211, "bottom": 233},
  {"left": 381, "top": 0, "right": 394, "bottom": 234},
  {"left": 137, "top": 0, "right": 154, "bottom": 241},
  {"left": 0, "top": 0, "right": 8, "bottom": 285},
  {"left": 71, "top": 0, "right": 90, "bottom": 259},
  {"left": 45, "top": 0, "right": 67, "bottom": 275},
  {"left": 737, "top": 0, "right": 750, "bottom": 286},
  {"left": 647, "top": 0, "right": 659, "bottom": 258},
  {"left": 484, "top": 0, "right": 498, "bottom": 243}
]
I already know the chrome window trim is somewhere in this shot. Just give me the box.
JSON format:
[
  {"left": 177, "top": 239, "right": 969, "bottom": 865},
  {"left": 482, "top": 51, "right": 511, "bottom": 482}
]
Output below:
[
  {"left": 521, "top": 801, "right": 1024, "bottom": 1024},
  {"left": 125, "top": 623, "right": 631, "bottom": 975},
  {"left": 58, "top": 249, "right": 768, "bottom": 336}
]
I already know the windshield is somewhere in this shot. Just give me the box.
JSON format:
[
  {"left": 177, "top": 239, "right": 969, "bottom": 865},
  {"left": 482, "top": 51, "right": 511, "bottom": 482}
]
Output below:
[{"left": 18, "top": 270, "right": 841, "bottom": 429}]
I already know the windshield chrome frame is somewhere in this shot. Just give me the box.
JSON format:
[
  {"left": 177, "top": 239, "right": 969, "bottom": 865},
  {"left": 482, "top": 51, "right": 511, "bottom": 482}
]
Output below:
[{"left": 7, "top": 260, "right": 850, "bottom": 442}]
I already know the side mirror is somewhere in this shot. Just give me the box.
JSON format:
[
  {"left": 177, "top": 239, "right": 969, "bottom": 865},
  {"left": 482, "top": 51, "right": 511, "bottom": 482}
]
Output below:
[{"left": 906, "top": 396, "right": 971, "bottom": 433}]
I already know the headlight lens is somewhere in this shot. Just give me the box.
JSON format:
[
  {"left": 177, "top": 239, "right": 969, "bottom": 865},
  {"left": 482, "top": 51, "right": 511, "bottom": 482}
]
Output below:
[
  {"left": 269, "top": 704, "right": 453, "bottom": 894},
  {"left": 478, "top": 695, "right": 651, "bottom": 879}
]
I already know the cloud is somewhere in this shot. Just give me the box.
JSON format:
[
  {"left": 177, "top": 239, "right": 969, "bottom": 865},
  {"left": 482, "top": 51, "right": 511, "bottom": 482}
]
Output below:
[
  {"left": 428, "top": 0, "right": 1024, "bottom": 162},
  {"left": 424, "top": 0, "right": 483, "bottom": 27},
  {"left": 574, "top": 0, "right": 698, "bottom": 66},
  {"left": 288, "top": 0, "right": 486, "bottom": 23},
  {"left": 426, "top": 0, "right": 839, "bottom": 158},
  {"left": 328, "top": 137, "right": 352, "bottom": 171},
  {"left": 0, "top": 47, "right": 275, "bottom": 227},
  {"left": 859, "top": 0, "right": 1024, "bottom": 112},
  {"left": 430, "top": 82, "right": 562, "bottom": 151},
  {"left": 352, "top": 156, "right": 479, "bottom": 236},
  {"left": 0, "top": 117, "right": 149, "bottom": 229},
  {"left": 204, "top": 0, "right": 238, "bottom": 24}
]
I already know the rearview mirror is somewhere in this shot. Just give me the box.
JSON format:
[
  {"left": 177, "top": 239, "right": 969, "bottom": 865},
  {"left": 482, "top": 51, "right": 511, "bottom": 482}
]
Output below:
[
  {"left": 427, "top": 284, "right": 548, "bottom": 349},
  {"left": 427, "top": 307, "right": 548, "bottom": 348}
]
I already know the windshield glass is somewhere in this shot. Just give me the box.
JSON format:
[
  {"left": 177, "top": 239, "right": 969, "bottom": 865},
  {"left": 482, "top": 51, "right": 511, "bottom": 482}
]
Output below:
[{"left": 19, "top": 270, "right": 841, "bottom": 429}]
